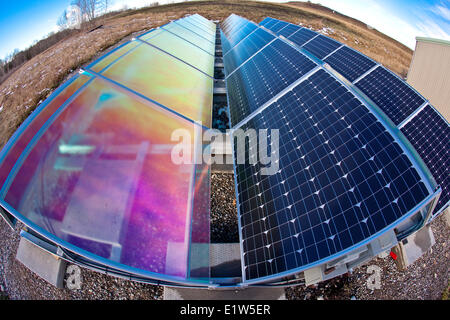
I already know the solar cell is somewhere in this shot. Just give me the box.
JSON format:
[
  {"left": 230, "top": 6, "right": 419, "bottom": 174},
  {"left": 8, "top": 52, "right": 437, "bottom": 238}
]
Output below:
[
  {"left": 223, "top": 28, "right": 275, "bottom": 75},
  {"left": 235, "top": 69, "right": 430, "bottom": 281},
  {"left": 302, "top": 34, "right": 342, "bottom": 60},
  {"left": 227, "top": 39, "right": 317, "bottom": 126},
  {"left": 355, "top": 66, "right": 426, "bottom": 125},
  {"left": 287, "top": 28, "right": 318, "bottom": 47},
  {"left": 324, "top": 46, "right": 377, "bottom": 82},
  {"left": 401, "top": 105, "right": 449, "bottom": 217}
]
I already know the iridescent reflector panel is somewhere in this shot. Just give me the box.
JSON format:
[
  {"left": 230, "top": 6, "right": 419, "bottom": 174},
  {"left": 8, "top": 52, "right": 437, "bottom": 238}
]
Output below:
[
  {"left": 0, "top": 73, "right": 92, "bottom": 187},
  {"left": 140, "top": 29, "right": 214, "bottom": 77},
  {"left": 0, "top": 76, "right": 210, "bottom": 281},
  {"left": 158, "top": 23, "right": 216, "bottom": 54},
  {"left": 89, "top": 41, "right": 213, "bottom": 127}
]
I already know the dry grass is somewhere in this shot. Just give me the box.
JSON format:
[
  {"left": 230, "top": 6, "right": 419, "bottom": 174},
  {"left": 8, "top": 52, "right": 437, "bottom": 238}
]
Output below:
[
  {"left": 0, "top": 0, "right": 413, "bottom": 150},
  {"left": 283, "top": 1, "right": 413, "bottom": 76}
]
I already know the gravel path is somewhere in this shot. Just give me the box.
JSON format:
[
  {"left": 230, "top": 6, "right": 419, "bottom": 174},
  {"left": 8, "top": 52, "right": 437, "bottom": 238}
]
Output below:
[{"left": 0, "top": 173, "right": 448, "bottom": 299}]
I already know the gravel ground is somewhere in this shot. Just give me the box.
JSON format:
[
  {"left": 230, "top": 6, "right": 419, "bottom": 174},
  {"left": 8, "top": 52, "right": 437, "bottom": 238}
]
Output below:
[
  {"left": 210, "top": 172, "right": 239, "bottom": 243},
  {"left": 286, "top": 212, "right": 449, "bottom": 300},
  {"left": 0, "top": 173, "right": 448, "bottom": 300},
  {"left": 0, "top": 220, "right": 163, "bottom": 300}
]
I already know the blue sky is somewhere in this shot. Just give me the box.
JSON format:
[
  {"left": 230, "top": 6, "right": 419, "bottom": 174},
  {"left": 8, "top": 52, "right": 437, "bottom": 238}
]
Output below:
[{"left": 0, "top": 0, "right": 449, "bottom": 60}]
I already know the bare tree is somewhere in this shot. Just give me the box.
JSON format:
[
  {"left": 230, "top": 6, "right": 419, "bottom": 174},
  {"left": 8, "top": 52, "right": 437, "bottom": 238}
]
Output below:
[
  {"left": 72, "top": 0, "right": 97, "bottom": 23},
  {"left": 57, "top": 9, "right": 69, "bottom": 30},
  {"left": 100, "top": 0, "right": 109, "bottom": 14}
]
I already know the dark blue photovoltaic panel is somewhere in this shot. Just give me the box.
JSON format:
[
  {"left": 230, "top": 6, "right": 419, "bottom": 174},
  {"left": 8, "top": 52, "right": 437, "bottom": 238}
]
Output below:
[
  {"left": 278, "top": 24, "right": 302, "bottom": 38},
  {"left": 303, "top": 34, "right": 342, "bottom": 59},
  {"left": 222, "top": 18, "right": 251, "bottom": 46},
  {"left": 401, "top": 105, "right": 449, "bottom": 216},
  {"left": 267, "top": 20, "right": 289, "bottom": 33},
  {"left": 227, "top": 39, "right": 317, "bottom": 126},
  {"left": 236, "top": 69, "right": 430, "bottom": 281},
  {"left": 324, "top": 46, "right": 377, "bottom": 82},
  {"left": 224, "top": 28, "right": 275, "bottom": 75},
  {"left": 221, "top": 31, "right": 232, "bottom": 55},
  {"left": 225, "top": 22, "right": 258, "bottom": 51},
  {"left": 355, "top": 66, "right": 426, "bottom": 125},
  {"left": 222, "top": 15, "right": 248, "bottom": 36},
  {"left": 287, "top": 28, "right": 318, "bottom": 47},
  {"left": 260, "top": 17, "right": 278, "bottom": 29}
]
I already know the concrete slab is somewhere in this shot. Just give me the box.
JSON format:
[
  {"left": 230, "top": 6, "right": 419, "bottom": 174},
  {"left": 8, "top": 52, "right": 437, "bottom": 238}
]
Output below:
[
  {"left": 16, "top": 236, "right": 66, "bottom": 288},
  {"left": 164, "top": 287, "right": 286, "bottom": 300},
  {"left": 393, "top": 224, "right": 435, "bottom": 270}
]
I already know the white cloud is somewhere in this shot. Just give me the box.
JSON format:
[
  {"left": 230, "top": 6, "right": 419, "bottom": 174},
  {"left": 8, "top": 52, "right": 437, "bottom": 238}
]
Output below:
[
  {"left": 303, "top": 0, "right": 450, "bottom": 49},
  {"left": 431, "top": 4, "right": 450, "bottom": 21}
]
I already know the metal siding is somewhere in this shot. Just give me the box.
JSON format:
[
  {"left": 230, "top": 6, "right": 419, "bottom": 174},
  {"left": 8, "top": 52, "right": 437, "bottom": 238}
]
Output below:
[{"left": 407, "top": 40, "right": 450, "bottom": 121}]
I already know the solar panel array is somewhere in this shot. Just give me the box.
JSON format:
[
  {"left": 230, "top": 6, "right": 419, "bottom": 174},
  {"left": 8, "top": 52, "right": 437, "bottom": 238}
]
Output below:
[
  {"left": 221, "top": 15, "right": 445, "bottom": 282},
  {"left": 255, "top": 17, "right": 448, "bottom": 219},
  {"left": 401, "top": 105, "right": 450, "bottom": 217},
  {"left": 236, "top": 69, "right": 430, "bottom": 280}
]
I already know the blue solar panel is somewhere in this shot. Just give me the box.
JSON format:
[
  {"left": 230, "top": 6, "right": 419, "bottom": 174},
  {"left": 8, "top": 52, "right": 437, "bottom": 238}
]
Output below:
[
  {"left": 267, "top": 20, "right": 289, "bottom": 33},
  {"left": 221, "top": 31, "right": 232, "bottom": 55},
  {"left": 324, "top": 46, "right": 377, "bottom": 82},
  {"left": 303, "top": 34, "right": 342, "bottom": 59},
  {"left": 224, "top": 28, "right": 275, "bottom": 75},
  {"left": 260, "top": 17, "right": 278, "bottom": 29},
  {"left": 222, "top": 18, "right": 254, "bottom": 45},
  {"left": 355, "top": 66, "right": 426, "bottom": 125},
  {"left": 278, "top": 24, "right": 302, "bottom": 38},
  {"left": 401, "top": 105, "right": 449, "bottom": 217},
  {"left": 287, "top": 28, "right": 318, "bottom": 47},
  {"left": 227, "top": 39, "right": 317, "bottom": 126},
  {"left": 235, "top": 69, "right": 430, "bottom": 280},
  {"left": 226, "top": 22, "right": 259, "bottom": 51}
]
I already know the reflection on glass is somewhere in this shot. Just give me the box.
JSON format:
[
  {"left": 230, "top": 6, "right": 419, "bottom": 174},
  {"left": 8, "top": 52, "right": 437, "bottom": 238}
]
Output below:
[
  {"left": 0, "top": 74, "right": 91, "bottom": 188},
  {"left": 99, "top": 44, "right": 213, "bottom": 127},
  {"left": 3, "top": 79, "right": 210, "bottom": 279},
  {"left": 142, "top": 29, "right": 214, "bottom": 77},
  {"left": 89, "top": 41, "right": 141, "bottom": 73},
  {"left": 160, "top": 23, "right": 215, "bottom": 54}
]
